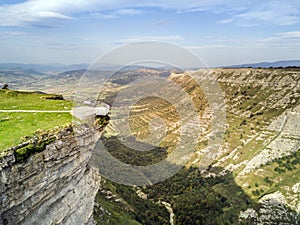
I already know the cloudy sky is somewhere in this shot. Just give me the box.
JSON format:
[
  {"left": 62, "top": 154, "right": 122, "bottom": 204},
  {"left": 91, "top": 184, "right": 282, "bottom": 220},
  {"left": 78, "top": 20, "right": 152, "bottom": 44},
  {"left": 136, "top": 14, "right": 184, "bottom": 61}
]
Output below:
[{"left": 0, "top": 0, "right": 300, "bottom": 67}]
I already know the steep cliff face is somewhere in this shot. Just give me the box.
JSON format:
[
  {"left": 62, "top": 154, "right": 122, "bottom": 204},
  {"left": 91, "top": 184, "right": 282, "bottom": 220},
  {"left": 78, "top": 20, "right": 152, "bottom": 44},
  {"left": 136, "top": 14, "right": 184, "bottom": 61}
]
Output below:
[{"left": 0, "top": 125, "right": 103, "bottom": 225}]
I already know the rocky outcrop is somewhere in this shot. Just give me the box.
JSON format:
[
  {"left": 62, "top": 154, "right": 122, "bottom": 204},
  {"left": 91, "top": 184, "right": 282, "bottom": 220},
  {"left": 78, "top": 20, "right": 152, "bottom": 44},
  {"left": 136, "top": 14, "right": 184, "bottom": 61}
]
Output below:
[
  {"left": 239, "top": 191, "right": 300, "bottom": 224},
  {"left": 0, "top": 125, "right": 104, "bottom": 225},
  {"left": 240, "top": 107, "right": 300, "bottom": 175}
]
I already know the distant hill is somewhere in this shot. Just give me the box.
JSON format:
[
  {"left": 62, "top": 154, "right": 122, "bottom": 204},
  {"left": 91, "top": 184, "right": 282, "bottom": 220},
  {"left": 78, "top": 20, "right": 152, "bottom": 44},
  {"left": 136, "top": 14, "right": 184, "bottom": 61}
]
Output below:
[
  {"left": 19, "top": 69, "right": 44, "bottom": 75},
  {"left": 2, "top": 60, "right": 300, "bottom": 74},
  {"left": 0, "top": 69, "right": 43, "bottom": 76},
  {"left": 226, "top": 60, "right": 300, "bottom": 68},
  {"left": 0, "top": 63, "right": 182, "bottom": 74},
  {"left": 57, "top": 69, "right": 87, "bottom": 78},
  {"left": 0, "top": 63, "right": 89, "bottom": 73}
]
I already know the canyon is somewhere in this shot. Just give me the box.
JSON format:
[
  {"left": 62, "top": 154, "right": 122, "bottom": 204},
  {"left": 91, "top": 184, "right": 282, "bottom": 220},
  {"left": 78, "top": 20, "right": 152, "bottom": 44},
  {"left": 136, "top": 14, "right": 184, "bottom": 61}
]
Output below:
[{"left": 0, "top": 67, "right": 299, "bottom": 224}]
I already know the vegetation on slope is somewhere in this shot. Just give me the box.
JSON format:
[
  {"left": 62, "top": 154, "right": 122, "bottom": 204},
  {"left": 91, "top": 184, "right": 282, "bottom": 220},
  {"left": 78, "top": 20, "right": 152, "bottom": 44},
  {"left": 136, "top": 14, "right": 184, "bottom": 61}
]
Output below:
[
  {"left": 93, "top": 135, "right": 255, "bottom": 224},
  {"left": 93, "top": 68, "right": 300, "bottom": 224},
  {"left": 94, "top": 178, "right": 169, "bottom": 225}
]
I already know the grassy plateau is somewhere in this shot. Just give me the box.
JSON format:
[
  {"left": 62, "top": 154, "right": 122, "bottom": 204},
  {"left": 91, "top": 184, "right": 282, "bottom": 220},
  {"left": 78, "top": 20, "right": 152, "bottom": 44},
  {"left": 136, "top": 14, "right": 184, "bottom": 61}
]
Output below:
[{"left": 0, "top": 89, "right": 72, "bottom": 151}]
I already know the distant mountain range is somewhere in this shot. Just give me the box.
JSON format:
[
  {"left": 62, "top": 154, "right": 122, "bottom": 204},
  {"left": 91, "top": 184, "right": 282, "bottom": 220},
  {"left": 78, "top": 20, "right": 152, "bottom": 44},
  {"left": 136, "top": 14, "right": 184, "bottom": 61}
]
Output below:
[
  {"left": 0, "top": 60, "right": 300, "bottom": 74},
  {"left": 226, "top": 60, "right": 300, "bottom": 68},
  {"left": 0, "top": 63, "right": 89, "bottom": 73}
]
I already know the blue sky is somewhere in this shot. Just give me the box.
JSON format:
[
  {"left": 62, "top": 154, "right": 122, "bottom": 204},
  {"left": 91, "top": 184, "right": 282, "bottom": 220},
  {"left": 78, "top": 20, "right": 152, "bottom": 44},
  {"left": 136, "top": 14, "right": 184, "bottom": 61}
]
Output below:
[{"left": 0, "top": 0, "right": 300, "bottom": 66}]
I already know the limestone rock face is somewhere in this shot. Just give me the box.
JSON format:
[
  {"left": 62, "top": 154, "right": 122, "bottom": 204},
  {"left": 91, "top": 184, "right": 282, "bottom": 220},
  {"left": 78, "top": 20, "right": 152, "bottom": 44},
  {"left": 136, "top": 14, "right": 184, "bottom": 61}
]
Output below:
[
  {"left": 0, "top": 126, "right": 103, "bottom": 225},
  {"left": 239, "top": 192, "right": 300, "bottom": 225}
]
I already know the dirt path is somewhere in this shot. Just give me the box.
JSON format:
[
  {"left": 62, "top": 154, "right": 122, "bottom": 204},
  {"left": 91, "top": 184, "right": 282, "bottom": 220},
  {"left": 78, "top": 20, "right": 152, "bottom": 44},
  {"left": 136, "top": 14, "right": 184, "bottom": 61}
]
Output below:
[
  {"left": 0, "top": 110, "right": 70, "bottom": 113},
  {"left": 160, "top": 201, "right": 175, "bottom": 225}
]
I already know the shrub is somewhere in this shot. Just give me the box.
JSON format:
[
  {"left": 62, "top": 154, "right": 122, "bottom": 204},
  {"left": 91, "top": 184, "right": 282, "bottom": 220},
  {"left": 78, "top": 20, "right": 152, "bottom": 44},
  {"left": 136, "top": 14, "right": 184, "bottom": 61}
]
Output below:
[{"left": 14, "top": 136, "right": 56, "bottom": 162}]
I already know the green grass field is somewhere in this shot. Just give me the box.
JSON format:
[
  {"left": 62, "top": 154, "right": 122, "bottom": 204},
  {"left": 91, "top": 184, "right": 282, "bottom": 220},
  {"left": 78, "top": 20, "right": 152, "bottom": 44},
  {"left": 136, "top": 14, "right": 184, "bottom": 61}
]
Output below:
[{"left": 0, "top": 89, "right": 72, "bottom": 151}]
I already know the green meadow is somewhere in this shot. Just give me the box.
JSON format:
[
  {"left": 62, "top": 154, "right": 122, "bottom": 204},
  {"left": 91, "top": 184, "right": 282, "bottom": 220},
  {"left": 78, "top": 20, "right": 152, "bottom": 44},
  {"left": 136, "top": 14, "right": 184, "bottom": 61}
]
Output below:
[{"left": 0, "top": 89, "right": 72, "bottom": 151}]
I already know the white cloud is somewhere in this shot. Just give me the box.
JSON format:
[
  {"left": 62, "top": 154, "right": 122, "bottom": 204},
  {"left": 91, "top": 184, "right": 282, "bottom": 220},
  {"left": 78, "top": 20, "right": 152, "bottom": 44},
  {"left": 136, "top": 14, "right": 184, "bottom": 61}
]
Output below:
[
  {"left": 0, "top": 0, "right": 300, "bottom": 27},
  {"left": 217, "top": 19, "right": 235, "bottom": 24},
  {"left": 278, "top": 31, "right": 300, "bottom": 39},
  {"left": 187, "top": 31, "right": 300, "bottom": 51},
  {"left": 219, "top": 1, "right": 300, "bottom": 26},
  {"left": 262, "top": 31, "right": 300, "bottom": 43},
  {"left": 91, "top": 13, "right": 118, "bottom": 19},
  {"left": 91, "top": 8, "right": 141, "bottom": 19},
  {"left": 4, "top": 31, "right": 26, "bottom": 36},
  {"left": 116, "top": 35, "right": 183, "bottom": 44},
  {"left": 186, "top": 44, "right": 229, "bottom": 49},
  {"left": 177, "top": 8, "right": 205, "bottom": 14},
  {"left": 116, "top": 9, "right": 141, "bottom": 15},
  {"left": 0, "top": 1, "right": 74, "bottom": 26},
  {"left": 37, "top": 11, "right": 72, "bottom": 20},
  {"left": 257, "top": 32, "right": 300, "bottom": 50}
]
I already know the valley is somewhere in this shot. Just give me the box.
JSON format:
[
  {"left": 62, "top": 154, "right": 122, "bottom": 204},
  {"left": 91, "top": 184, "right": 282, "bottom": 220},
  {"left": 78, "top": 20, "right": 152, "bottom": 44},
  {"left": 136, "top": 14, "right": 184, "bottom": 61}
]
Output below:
[
  {"left": 0, "top": 67, "right": 300, "bottom": 224},
  {"left": 91, "top": 67, "right": 300, "bottom": 224}
]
